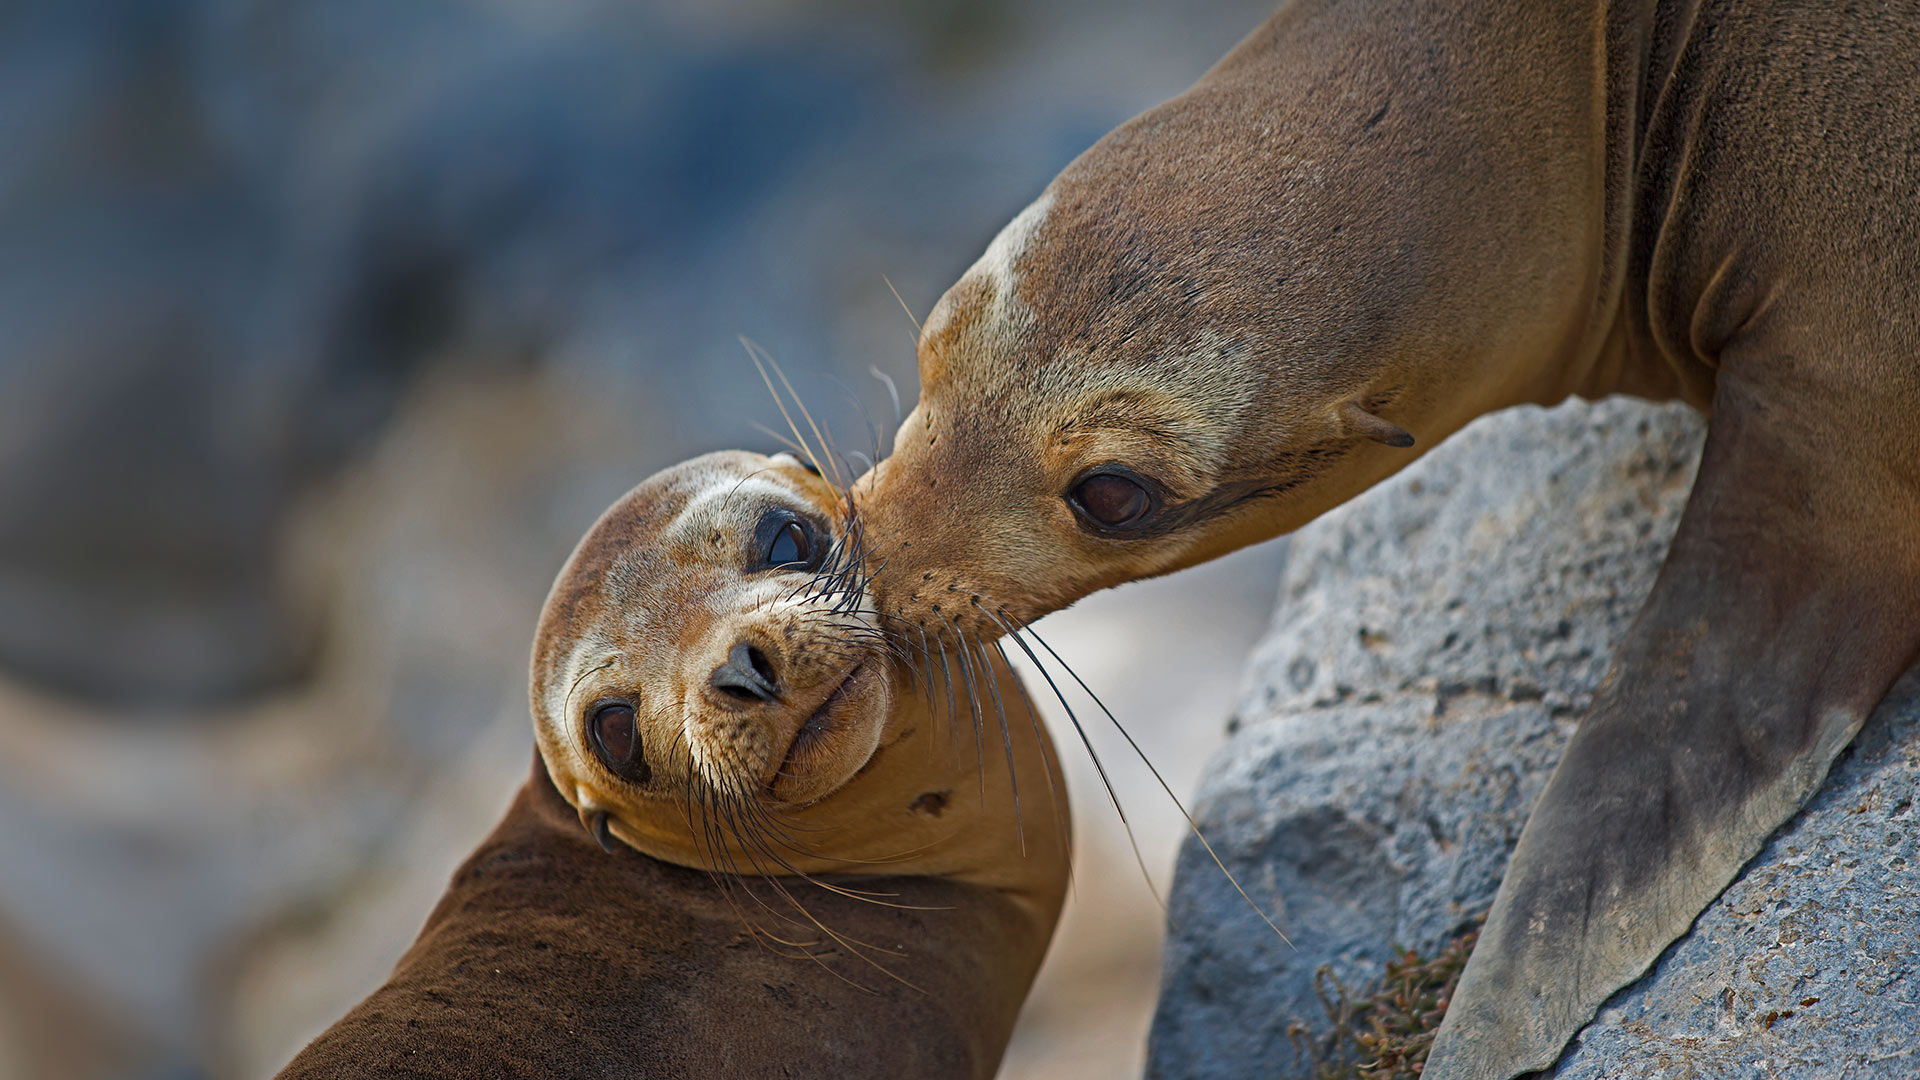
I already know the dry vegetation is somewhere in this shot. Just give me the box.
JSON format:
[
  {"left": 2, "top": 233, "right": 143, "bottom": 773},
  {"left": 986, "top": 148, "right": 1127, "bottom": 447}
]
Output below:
[{"left": 1297, "top": 922, "right": 1482, "bottom": 1080}]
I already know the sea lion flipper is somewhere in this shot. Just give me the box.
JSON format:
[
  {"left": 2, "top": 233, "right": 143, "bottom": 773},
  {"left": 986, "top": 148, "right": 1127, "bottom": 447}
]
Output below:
[{"left": 1426, "top": 371, "right": 1920, "bottom": 1079}]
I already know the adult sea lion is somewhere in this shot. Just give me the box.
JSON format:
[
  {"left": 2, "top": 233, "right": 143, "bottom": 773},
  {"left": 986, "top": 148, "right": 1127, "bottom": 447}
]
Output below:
[
  {"left": 279, "top": 451, "right": 1069, "bottom": 1079},
  {"left": 849, "top": 2, "right": 1920, "bottom": 1076}
]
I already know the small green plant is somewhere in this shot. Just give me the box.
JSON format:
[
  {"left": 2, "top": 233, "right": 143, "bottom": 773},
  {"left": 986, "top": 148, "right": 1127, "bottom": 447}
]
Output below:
[{"left": 1301, "top": 922, "right": 1481, "bottom": 1080}]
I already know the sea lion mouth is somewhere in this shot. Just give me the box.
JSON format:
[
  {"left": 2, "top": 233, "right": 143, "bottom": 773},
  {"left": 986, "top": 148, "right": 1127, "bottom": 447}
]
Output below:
[
  {"left": 796, "top": 661, "right": 866, "bottom": 748},
  {"left": 768, "top": 661, "right": 872, "bottom": 796}
]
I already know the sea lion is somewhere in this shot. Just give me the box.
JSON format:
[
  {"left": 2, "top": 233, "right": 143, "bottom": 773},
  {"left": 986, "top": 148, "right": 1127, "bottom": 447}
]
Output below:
[
  {"left": 849, "top": 2, "right": 1920, "bottom": 1077},
  {"left": 279, "top": 451, "right": 1069, "bottom": 1079}
]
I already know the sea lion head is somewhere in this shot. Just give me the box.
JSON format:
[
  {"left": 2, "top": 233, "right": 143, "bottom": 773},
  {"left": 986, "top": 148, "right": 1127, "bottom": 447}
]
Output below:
[
  {"left": 851, "top": 143, "right": 1440, "bottom": 643},
  {"left": 849, "top": 43, "right": 1587, "bottom": 646},
  {"left": 531, "top": 450, "right": 1068, "bottom": 890},
  {"left": 531, "top": 450, "right": 895, "bottom": 844}
]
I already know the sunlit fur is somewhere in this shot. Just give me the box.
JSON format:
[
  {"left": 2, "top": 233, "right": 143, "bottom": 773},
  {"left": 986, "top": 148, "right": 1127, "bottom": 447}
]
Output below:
[
  {"left": 847, "top": 5, "right": 1651, "bottom": 643},
  {"left": 529, "top": 450, "right": 1069, "bottom": 921}
]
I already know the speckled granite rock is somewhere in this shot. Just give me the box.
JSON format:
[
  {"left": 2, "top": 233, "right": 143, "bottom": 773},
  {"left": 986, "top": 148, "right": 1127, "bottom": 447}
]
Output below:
[{"left": 1146, "top": 397, "right": 1920, "bottom": 1079}]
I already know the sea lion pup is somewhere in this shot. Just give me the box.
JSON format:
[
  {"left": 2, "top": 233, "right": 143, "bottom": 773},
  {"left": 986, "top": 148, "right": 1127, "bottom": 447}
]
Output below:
[
  {"left": 849, "top": 2, "right": 1920, "bottom": 1077},
  {"left": 278, "top": 451, "right": 1069, "bottom": 1080}
]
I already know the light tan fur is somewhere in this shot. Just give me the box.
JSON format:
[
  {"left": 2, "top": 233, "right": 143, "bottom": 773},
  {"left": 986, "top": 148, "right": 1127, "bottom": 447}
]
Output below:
[
  {"left": 851, "top": 2, "right": 1920, "bottom": 1076},
  {"left": 532, "top": 449, "right": 1068, "bottom": 910}
]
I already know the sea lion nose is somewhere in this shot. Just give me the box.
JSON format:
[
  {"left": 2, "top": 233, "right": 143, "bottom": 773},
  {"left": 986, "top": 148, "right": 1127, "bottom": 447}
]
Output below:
[{"left": 710, "top": 641, "right": 781, "bottom": 703}]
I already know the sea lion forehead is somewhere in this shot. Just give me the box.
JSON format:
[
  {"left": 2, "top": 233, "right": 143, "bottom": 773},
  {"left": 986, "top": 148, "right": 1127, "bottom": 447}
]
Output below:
[
  {"left": 538, "top": 453, "right": 775, "bottom": 649},
  {"left": 919, "top": 191, "right": 1056, "bottom": 390},
  {"left": 576, "top": 451, "right": 799, "bottom": 571},
  {"left": 661, "top": 462, "right": 829, "bottom": 544}
]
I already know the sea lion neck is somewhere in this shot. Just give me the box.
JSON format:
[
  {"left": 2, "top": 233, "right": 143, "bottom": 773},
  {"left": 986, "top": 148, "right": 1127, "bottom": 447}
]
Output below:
[{"left": 604, "top": 651, "right": 1069, "bottom": 906}]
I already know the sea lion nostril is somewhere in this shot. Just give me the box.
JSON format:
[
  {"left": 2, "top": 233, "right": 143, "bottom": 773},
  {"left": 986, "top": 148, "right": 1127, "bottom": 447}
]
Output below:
[
  {"left": 711, "top": 641, "right": 780, "bottom": 703},
  {"left": 745, "top": 645, "right": 776, "bottom": 684}
]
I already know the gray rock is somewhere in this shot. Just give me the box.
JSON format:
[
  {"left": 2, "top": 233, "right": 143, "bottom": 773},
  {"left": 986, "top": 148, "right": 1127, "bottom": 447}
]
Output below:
[{"left": 1147, "top": 397, "right": 1920, "bottom": 1079}]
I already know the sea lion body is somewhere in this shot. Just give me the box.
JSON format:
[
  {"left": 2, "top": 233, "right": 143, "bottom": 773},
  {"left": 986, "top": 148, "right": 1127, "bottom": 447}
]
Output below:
[
  {"left": 281, "top": 452, "right": 1069, "bottom": 1079},
  {"left": 852, "top": 2, "right": 1920, "bottom": 1076},
  {"left": 277, "top": 755, "right": 1051, "bottom": 1080}
]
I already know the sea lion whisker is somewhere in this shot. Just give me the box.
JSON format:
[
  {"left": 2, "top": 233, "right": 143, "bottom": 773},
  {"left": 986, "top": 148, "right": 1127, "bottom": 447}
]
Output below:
[
  {"left": 811, "top": 371, "right": 885, "bottom": 482},
  {"left": 794, "top": 517, "right": 864, "bottom": 608},
  {"left": 829, "top": 570, "right": 866, "bottom": 614},
  {"left": 781, "top": 530, "right": 849, "bottom": 603},
  {"left": 1007, "top": 611, "right": 1292, "bottom": 948},
  {"left": 931, "top": 631, "right": 960, "bottom": 749},
  {"left": 703, "top": 791, "right": 829, "bottom": 947},
  {"left": 717, "top": 803, "right": 927, "bottom": 988},
  {"left": 982, "top": 606, "right": 1161, "bottom": 911},
  {"left": 844, "top": 556, "right": 890, "bottom": 612},
  {"left": 823, "top": 620, "right": 896, "bottom": 642},
  {"left": 990, "top": 636, "right": 1074, "bottom": 863},
  {"left": 747, "top": 418, "right": 810, "bottom": 459},
  {"left": 714, "top": 463, "right": 793, "bottom": 521},
  {"left": 912, "top": 624, "right": 941, "bottom": 719},
  {"left": 868, "top": 362, "right": 904, "bottom": 433},
  {"left": 731, "top": 812, "right": 939, "bottom": 912},
  {"left": 815, "top": 514, "right": 864, "bottom": 597},
  {"left": 823, "top": 530, "right": 860, "bottom": 601},
  {"left": 741, "top": 337, "right": 832, "bottom": 483},
  {"left": 748, "top": 339, "right": 846, "bottom": 491},
  {"left": 561, "top": 657, "right": 618, "bottom": 732},
  {"left": 962, "top": 627, "right": 1025, "bottom": 855},
  {"left": 881, "top": 275, "right": 923, "bottom": 336},
  {"left": 821, "top": 516, "right": 873, "bottom": 610},
  {"left": 693, "top": 783, "right": 802, "bottom": 956},
  {"left": 936, "top": 612, "right": 990, "bottom": 803},
  {"left": 809, "top": 542, "right": 855, "bottom": 606},
  {"left": 824, "top": 620, "right": 912, "bottom": 665}
]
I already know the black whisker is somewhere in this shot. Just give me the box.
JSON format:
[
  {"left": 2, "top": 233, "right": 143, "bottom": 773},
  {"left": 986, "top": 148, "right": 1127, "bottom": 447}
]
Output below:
[
  {"left": 937, "top": 612, "right": 989, "bottom": 803},
  {"left": 964, "top": 627, "right": 1024, "bottom": 855},
  {"left": 990, "top": 637, "right": 1073, "bottom": 860},
  {"left": 975, "top": 606, "right": 1161, "bottom": 911},
  {"left": 1004, "top": 609, "right": 1293, "bottom": 948}
]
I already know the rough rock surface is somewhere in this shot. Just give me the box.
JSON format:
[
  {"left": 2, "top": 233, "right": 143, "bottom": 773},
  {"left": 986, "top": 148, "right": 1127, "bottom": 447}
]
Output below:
[{"left": 1146, "top": 398, "right": 1920, "bottom": 1079}]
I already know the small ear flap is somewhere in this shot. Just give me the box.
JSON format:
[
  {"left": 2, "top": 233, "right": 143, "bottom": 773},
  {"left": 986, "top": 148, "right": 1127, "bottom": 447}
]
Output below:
[
  {"left": 583, "top": 808, "right": 619, "bottom": 854},
  {"left": 1340, "top": 400, "right": 1416, "bottom": 448}
]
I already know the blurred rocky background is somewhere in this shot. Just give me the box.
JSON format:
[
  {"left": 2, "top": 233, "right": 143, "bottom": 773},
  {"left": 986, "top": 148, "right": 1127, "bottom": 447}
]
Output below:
[{"left": 0, "top": 1, "right": 1288, "bottom": 1077}]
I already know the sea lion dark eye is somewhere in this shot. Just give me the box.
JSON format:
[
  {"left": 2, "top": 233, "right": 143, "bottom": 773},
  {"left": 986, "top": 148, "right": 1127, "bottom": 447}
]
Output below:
[
  {"left": 1071, "top": 470, "right": 1153, "bottom": 528},
  {"left": 768, "top": 521, "right": 809, "bottom": 567},
  {"left": 753, "top": 509, "right": 822, "bottom": 571},
  {"left": 588, "top": 701, "right": 650, "bottom": 783}
]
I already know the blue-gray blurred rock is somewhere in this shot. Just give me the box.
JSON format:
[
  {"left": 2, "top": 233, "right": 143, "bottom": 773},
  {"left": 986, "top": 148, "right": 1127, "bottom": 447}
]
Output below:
[
  {"left": 0, "top": 0, "right": 1267, "bottom": 708},
  {"left": 1147, "top": 398, "right": 1920, "bottom": 1078},
  {"left": 0, "top": 0, "right": 890, "bottom": 704}
]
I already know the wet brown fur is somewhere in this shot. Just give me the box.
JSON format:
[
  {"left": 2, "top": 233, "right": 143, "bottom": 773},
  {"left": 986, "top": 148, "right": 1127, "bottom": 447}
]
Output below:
[
  {"left": 853, "top": 2, "right": 1920, "bottom": 1076},
  {"left": 276, "top": 754, "right": 1055, "bottom": 1080}
]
